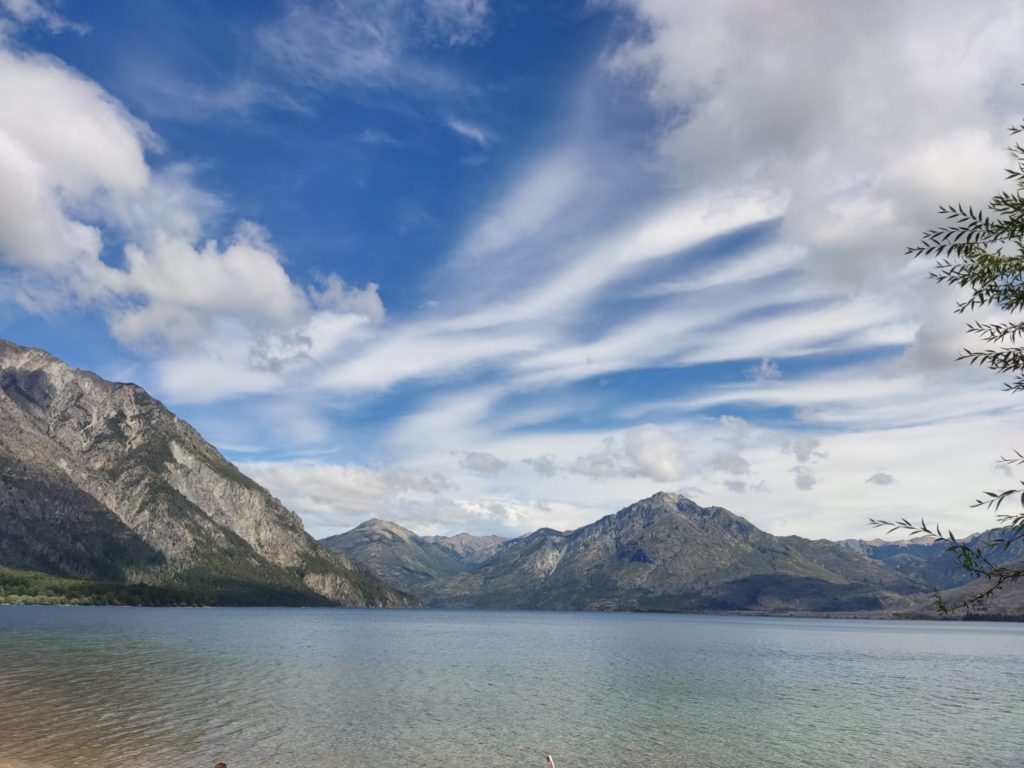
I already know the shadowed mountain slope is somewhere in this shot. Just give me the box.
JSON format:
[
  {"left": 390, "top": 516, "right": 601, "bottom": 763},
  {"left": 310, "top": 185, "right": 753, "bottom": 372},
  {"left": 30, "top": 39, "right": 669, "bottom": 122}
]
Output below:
[
  {"left": 321, "top": 519, "right": 468, "bottom": 594},
  {"left": 842, "top": 531, "right": 1024, "bottom": 590},
  {"left": 0, "top": 339, "right": 416, "bottom": 607},
  {"left": 422, "top": 493, "right": 920, "bottom": 611},
  {"left": 326, "top": 493, "right": 923, "bottom": 612},
  {"left": 424, "top": 531, "right": 507, "bottom": 565}
]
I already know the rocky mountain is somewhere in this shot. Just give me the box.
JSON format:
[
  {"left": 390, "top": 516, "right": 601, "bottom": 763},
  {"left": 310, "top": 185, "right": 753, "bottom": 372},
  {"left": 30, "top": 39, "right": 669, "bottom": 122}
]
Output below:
[
  {"left": 321, "top": 519, "right": 467, "bottom": 594},
  {"left": 327, "top": 493, "right": 924, "bottom": 612},
  {"left": 425, "top": 532, "right": 507, "bottom": 565},
  {"left": 0, "top": 339, "right": 416, "bottom": 607},
  {"left": 842, "top": 530, "right": 1024, "bottom": 590}
]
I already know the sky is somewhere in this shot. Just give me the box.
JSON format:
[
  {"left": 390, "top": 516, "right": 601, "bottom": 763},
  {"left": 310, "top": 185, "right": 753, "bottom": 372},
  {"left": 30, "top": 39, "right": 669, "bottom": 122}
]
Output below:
[{"left": 1, "top": 0, "right": 1023, "bottom": 540}]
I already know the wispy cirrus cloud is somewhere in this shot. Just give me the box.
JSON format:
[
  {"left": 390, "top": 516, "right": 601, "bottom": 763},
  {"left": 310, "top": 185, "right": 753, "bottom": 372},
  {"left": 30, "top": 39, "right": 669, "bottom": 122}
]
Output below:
[
  {"left": 447, "top": 116, "right": 491, "bottom": 146},
  {"left": 257, "top": 0, "right": 490, "bottom": 92},
  {"left": 3, "top": 1, "right": 1024, "bottom": 543},
  {"left": 0, "top": 0, "right": 87, "bottom": 34}
]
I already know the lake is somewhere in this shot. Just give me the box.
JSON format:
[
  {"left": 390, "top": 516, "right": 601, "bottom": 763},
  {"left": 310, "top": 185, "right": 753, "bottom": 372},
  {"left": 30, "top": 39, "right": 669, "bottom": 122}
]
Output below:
[{"left": 0, "top": 607, "right": 1021, "bottom": 768}]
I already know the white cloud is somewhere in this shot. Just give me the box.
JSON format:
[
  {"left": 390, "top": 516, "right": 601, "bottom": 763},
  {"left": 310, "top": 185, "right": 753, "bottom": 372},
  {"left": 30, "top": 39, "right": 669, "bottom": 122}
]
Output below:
[
  {"left": 723, "top": 479, "right": 767, "bottom": 495},
  {"left": 622, "top": 424, "right": 689, "bottom": 482},
  {"left": 866, "top": 472, "right": 895, "bottom": 486},
  {"left": 0, "top": 36, "right": 384, "bottom": 402},
  {"left": 566, "top": 425, "right": 690, "bottom": 482},
  {"left": 310, "top": 273, "right": 385, "bottom": 324},
  {"left": 708, "top": 451, "right": 750, "bottom": 476},
  {"left": 156, "top": 347, "right": 285, "bottom": 404},
  {"left": 257, "top": 0, "right": 489, "bottom": 92},
  {"left": 458, "top": 450, "right": 508, "bottom": 475},
  {"left": 451, "top": 148, "right": 586, "bottom": 266},
  {"left": 110, "top": 225, "right": 307, "bottom": 346},
  {"left": 570, "top": 440, "right": 622, "bottom": 479},
  {"left": 792, "top": 467, "right": 817, "bottom": 491},
  {"left": 610, "top": 0, "right": 1021, "bottom": 320},
  {"left": 357, "top": 128, "right": 404, "bottom": 147},
  {"left": 0, "top": 0, "right": 86, "bottom": 34},
  {"left": 5, "top": 2, "right": 1024, "bottom": 546},
  {"left": 0, "top": 46, "right": 147, "bottom": 285},
  {"left": 422, "top": 0, "right": 489, "bottom": 45},
  {"left": 745, "top": 358, "right": 781, "bottom": 382},
  {"left": 786, "top": 436, "right": 826, "bottom": 465},
  {"left": 447, "top": 117, "right": 491, "bottom": 147},
  {"left": 523, "top": 455, "right": 559, "bottom": 478}
]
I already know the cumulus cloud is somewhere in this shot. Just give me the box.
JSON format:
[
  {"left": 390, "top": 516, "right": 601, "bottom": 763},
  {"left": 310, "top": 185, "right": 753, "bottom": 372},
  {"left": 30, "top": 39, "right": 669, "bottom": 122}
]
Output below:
[
  {"left": 0, "top": 46, "right": 148, "bottom": 282},
  {"left": 745, "top": 358, "right": 781, "bottom": 382},
  {"left": 110, "top": 225, "right": 307, "bottom": 346},
  {"left": 458, "top": 450, "right": 508, "bottom": 475},
  {"left": 569, "top": 426, "right": 689, "bottom": 482},
  {"left": 310, "top": 273, "right": 386, "bottom": 324},
  {"left": 523, "top": 455, "right": 559, "bottom": 478},
  {"left": 786, "top": 435, "right": 826, "bottom": 464},
  {"left": 723, "top": 479, "right": 767, "bottom": 495},
  {"left": 865, "top": 471, "right": 895, "bottom": 486},
  {"left": 240, "top": 460, "right": 456, "bottom": 535},
  {"left": 0, "top": 35, "right": 383, "bottom": 400},
  {"left": 609, "top": 0, "right": 1022, "bottom": 377},
  {"left": 708, "top": 451, "right": 750, "bottom": 476},
  {"left": 239, "top": 457, "right": 577, "bottom": 538},
  {"left": 622, "top": 424, "right": 689, "bottom": 481},
  {"left": 384, "top": 468, "right": 453, "bottom": 494},
  {"left": 792, "top": 467, "right": 817, "bottom": 491},
  {"left": 705, "top": 415, "right": 753, "bottom": 477},
  {"left": 782, "top": 434, "right": 825, "bottom": 492},
  {"left": 571, "top": 439, "right": 622, "bottom": 479}
]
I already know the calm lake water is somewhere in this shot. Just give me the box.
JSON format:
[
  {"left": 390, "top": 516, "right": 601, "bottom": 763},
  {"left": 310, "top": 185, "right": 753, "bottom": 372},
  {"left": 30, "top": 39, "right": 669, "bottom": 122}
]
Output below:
[{"left": 0, "top": 607, "right": 1021, "bottom": 768}]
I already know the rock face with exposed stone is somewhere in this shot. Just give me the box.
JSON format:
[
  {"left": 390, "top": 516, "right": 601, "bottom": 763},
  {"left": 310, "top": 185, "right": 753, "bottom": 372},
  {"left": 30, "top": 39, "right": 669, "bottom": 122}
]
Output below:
[
  {"left": 0, "top": 339, "right": 417, "bottom": 607},
  {"left": 327, "top": 493, "right": 922, "bottom": 612}
]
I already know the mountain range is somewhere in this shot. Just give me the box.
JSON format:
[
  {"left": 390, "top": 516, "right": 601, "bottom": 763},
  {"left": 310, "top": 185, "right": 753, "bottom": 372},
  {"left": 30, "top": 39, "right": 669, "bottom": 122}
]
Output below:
[
  {"left": 323, "top": 494, "right": 1024, "bottom": 615},
  {"left": 2, "top": 338, "right": 1019, "bottom": 616},
  {"left": 0, "top": 339, "right": 415, "bottom": 607}
]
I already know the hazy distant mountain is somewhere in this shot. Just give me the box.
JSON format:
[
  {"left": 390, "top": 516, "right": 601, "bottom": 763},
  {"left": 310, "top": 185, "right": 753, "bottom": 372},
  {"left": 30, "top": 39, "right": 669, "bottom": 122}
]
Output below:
[
  {"left": 321, "top": 519, "right": 468, "bottom": 594},
  {"left": 424, "top": 532, "right": 507, "bottom": 564},
  {"left": 842, "top": 531, "right": 1024, "bottom": 590},
  {"left": 0, "top": 339, "right": 416, "bottom": 607},
  {"left": 321, "top": 522, "right": 509, "bottom": 595},
  {"left": 326, "top": 493, "right": 923, "bottom": 612}
]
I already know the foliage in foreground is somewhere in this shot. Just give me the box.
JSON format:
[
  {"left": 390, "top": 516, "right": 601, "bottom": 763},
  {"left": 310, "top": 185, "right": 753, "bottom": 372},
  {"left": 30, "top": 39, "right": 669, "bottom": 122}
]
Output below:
[
  {"left": 0, "top": 565, "right": 199, "bottom": 606},
  {"left": 872, "top": 118, "right": 1024, "bottom": 610}
]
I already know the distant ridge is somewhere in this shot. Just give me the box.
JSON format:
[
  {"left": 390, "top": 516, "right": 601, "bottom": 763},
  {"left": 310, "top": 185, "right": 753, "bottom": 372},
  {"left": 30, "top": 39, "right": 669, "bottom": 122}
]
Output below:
[
  {"left": 0, "top": 339, "right": 416, "bottom": 607},
  {"left": 325, "top": 492, "right": 933, "bottom": 613},
  {"left": 321, "top": 519, "right": 468, "bottom": 594}
]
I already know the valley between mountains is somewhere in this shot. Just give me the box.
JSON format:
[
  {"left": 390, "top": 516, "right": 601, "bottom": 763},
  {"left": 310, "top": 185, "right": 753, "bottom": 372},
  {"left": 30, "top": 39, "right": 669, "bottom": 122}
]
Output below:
[
  {"left": 321, "top": 495, "right": 1024, "bottom": 615},
  {"left": 1, "top": 338, "right": 1020, "bottom": 616}
]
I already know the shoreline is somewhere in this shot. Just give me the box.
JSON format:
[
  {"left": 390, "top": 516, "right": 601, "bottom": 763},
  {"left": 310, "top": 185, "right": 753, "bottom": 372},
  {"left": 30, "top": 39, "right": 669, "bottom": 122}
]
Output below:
[{"left": 1, "top": 601, "right": 1021, "bottom": 622}]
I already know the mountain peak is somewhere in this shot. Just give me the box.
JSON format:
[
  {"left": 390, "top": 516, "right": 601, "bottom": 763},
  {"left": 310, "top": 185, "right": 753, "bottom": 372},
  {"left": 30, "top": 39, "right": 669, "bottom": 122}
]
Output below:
[
  {"left": 0, "top": 339, "right": 416, "bottom": 607},
  {"left": 356, "top": 518, "right": 417, "bottom": 540}
]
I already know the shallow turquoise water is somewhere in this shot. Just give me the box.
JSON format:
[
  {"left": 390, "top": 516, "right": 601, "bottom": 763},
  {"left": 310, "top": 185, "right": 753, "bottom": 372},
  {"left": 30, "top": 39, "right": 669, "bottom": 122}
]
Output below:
[{"left": 0, "top": 607, "right": 1021, "bottom": 768}]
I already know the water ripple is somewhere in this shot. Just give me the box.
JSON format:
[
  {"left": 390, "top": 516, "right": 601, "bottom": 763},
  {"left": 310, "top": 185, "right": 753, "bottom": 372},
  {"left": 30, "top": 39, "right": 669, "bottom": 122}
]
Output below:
[{"left": 0, "top": 608, "right": 1022, "bottom": 768}]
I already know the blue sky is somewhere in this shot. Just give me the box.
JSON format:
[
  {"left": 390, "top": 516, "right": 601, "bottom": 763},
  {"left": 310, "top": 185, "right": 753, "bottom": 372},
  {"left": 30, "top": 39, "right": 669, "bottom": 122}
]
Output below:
[{"left": 2, "top": 0, "right": 1023, "bottom": 539}]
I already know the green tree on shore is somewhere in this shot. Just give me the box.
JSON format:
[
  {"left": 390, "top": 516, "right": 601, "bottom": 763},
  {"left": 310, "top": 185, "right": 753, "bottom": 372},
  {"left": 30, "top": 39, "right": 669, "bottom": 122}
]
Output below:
[{"left": 872, "top": 118, "right": 1024, "bottom": 610}]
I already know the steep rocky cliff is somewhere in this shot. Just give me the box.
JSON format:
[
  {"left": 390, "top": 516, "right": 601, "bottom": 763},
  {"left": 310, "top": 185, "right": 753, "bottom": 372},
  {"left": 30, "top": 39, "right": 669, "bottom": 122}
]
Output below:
[{"left": 0, "top": 339, "right": 416, "bottom": 607}]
